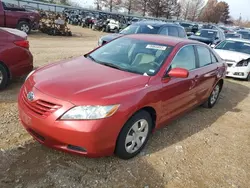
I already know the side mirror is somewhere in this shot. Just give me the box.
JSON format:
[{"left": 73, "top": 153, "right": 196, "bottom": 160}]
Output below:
[
  {"left": 168, "top": 68, "right": 189, "bottom": 78},
  {"left": 215, "top": 37, "right": 219, "bottom": 40}
]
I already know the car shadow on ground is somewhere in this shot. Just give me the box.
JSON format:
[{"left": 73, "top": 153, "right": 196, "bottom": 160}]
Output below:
[
  {"left": 0, "top": 142, "right": 166, "bottom": 188},
  {"left": 0, "top": 78, "right": 25, "bottom": 103},
  {"left": 145, "top": 79, "right": 250, "bottom": 155},
  {"left": 0, "top": 80, "right": 249, "bottom": 188}
]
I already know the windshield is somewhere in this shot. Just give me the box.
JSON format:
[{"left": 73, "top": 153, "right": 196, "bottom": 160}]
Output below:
[
  {"left": 215, "top": 40, "right": 250, "bottom": 55},
  {"left": 88, "top": 37, "right": 173, "bottom": 76},
  {"left": 195, "top": 30, "right": 217, "bottom": 38},
  {"left": 120, "top": 25, "right": 160, "bottom": 35}
]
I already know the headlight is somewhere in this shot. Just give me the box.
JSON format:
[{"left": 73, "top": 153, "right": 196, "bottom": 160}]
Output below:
[
  {"left": 60, "top": 105, "right": 120, "bottom": 120},
  {"left": 236, "top": 59, "right": 250, "bottom": 67},
  {"left": 25, "top": 70, "right": 35, "bottom": 81}
]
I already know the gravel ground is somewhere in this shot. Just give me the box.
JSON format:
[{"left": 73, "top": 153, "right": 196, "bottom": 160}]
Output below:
[{"left": 0, "top": 26, "right": 250, "bottom": 188}]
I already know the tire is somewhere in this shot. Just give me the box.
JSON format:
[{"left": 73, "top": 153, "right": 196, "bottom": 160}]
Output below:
[
  {"left": 17, "top": 21, "right": 31, "bottom": 34},
  {"left": 115, "top": 110, "right": 152, "bottom": 160},
  {"left": 202, "top": 83, "right": 221, "bottom": 108},
  {"left": 0, "top": 64, "right": 9, "bottom": 90},
  {"left": 114, "top": 28, "right": 119, "bottom": 33},
  {"left": 245, "top": 73, "right": 250, "bottom": 81}
]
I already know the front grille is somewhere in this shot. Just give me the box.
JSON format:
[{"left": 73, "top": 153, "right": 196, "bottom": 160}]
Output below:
[{"left": 21, "top": 89, "right": 61, "bottom": 118}]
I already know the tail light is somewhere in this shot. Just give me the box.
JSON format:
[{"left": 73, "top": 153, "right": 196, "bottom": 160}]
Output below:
[{"left": 14, "top": 40, "right": 29, "bottom": 49}]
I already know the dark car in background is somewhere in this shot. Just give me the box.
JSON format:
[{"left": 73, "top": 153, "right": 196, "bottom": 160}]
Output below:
[
  {"left": 98, "top": 21, "right": 187, "bottom": 46},
  {"left": 225, "top": 33, "right": 242, "bottom": 39},
  {"left": 179, "top": 22, "right": 199, "bottom": 36},
  {"left": 237, "top": 30, "right": 250, "bottom": 40},
  {"left": 189, "top": 29, "right": 225, "bottom": 45}
]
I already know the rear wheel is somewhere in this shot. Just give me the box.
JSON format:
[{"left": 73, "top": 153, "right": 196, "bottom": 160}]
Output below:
[
  {"left": 17, "top": 21, "right": 31, "bottom": 34},
  {"left": 202, "top": 83, "right": 221, "bottom": 108},
  {"left": 0, "top": 64, "right": 9, "bottom": 90},
  {"left": 115, "top": 110, "right": 152, "bottom": 159}
]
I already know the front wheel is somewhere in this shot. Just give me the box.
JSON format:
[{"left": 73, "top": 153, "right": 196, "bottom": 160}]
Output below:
[
  {"left": 17, "top": 21, "right": 31, "bottom": 34},
  {"left": 202, "top": 83, "right": 221, "bottom": 108},
  {"left": 245, "top": 73, "right": 250, "bottom": 81},
  {"left": 115, "top": 110, "right": 152, "bottom": 159},
  {"left": 0, "top": 64, "right": 9, "bottom": 90}
]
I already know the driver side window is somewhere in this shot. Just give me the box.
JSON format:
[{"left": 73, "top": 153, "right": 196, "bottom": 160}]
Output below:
[{"left": 171, "top": 45, "right": 196, "bottom": 70}]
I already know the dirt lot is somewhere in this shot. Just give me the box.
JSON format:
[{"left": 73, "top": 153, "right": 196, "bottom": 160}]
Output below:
[{"left": 0, "top": 26, "right": 250, "bottom": 188}]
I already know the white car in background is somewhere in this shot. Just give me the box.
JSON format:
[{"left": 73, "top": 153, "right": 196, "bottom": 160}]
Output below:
[{"left": 214, "top": 38, "right": 250, "bottom": 81}]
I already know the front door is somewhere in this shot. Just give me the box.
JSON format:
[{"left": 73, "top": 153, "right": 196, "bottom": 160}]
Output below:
[{"left": 159, "top": 45, "right": 200, "bottom": 124}]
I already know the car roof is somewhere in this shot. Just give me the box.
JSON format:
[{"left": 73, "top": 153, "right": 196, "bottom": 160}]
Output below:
[
  {"left": 225, "top": 38, "right": 250, "bottom": 43},
  {"left": 134, "top": 20, "right": 181, "bottom": 27},
  {"left": 124, "top": 34, "right": 202, "bottom": 46}
]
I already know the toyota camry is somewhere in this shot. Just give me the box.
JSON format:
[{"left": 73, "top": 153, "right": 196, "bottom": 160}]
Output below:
[{"left": 18, "top": 35, "right": 226, "bottom": 159}]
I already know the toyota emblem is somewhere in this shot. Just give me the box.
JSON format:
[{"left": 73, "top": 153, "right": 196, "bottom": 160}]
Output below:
[{"left": 27, "top": 91, "right": 35, "bottom": 101}]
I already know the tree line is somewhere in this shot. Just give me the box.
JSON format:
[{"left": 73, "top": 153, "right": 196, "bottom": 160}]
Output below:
[{"left": 94, "top": 0, "right": 231, "bottom": 24}]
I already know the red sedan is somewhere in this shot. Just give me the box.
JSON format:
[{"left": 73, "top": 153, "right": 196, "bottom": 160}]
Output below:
[
  {"left": 0, "top": 28, "right": 33, "bottom": 89},
  {"left": 18, "top": 35, "right": 227, "bottom": 159}
]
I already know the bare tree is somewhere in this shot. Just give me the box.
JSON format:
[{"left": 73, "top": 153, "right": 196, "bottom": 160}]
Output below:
[
  {"left": 122, "top": 0, "right": 140, "bottom": 14},
  {"left": 189, "top": 0, "right": 205, "bottom": 21},
  {"left": 147, "top": 0, "right": 177, "bottom": 18},
  {"left": 180, "top": 0, "right": 205, "bottom": 21},
  {"left": 199, "top": 0, "right": 218, "bottom": 22},
  {"left": 180, "top": 0, "right": 191, "bottom": 20},
  {"left": 102, "top": 0, "right": 122, "bottom": 12},
  {"left": 94, "top": 0, "right": 103, "bottom": 10}
]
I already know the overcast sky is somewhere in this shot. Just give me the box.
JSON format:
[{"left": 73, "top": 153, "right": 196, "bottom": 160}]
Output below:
[{"left": 73, "top": 0, "right": 249, "bottom": 20}]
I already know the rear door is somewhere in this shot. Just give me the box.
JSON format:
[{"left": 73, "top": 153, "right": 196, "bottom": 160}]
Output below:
[{"left": 194, "top": 45, "right": 219, "bottom": 101}]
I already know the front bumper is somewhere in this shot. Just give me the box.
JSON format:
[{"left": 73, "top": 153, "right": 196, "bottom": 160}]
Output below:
[
  {"left": 18, "top": 86, "right": 126, "bottom": 157},
  {"left": 226, "top": 66, "right": 249, "bottom": 79}
]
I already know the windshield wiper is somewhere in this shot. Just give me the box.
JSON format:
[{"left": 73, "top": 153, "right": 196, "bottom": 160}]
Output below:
[
  {"left": 86, "top": 54, "right": 97, "bottom": 62},
  {"left": 99, "top": 62, "right": 124, "bottom": 71}
]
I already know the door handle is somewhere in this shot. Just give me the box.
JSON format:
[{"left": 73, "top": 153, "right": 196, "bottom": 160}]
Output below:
[{"left": 194, "top": 75, "right": 199, "bottom": 82}]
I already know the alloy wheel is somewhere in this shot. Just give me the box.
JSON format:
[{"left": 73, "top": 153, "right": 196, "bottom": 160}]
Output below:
[
  {"left": 210, "top": 85, "right": 220, "bottom": 105},
  {"left": 20, "top": 24, "right": 30, "bottom": 33}
]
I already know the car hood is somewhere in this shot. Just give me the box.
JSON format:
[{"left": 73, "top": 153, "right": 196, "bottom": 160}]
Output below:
[
  {"left": 189, "top": 35, "right": 214, "bottom": 44},
  {"left": 101, "top": 33, "right": 124, "bottom": 42},
  {"left": 30, "top": 57, "right": 150, "bottom": 105},
  {"left": 214, "top": 49, "right": 250, "bottom": 62}
]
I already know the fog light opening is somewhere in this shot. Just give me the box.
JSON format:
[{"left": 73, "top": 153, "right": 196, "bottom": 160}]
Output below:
[{"left": 67, "top": 145, "right": 87, "bottom": 153}]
